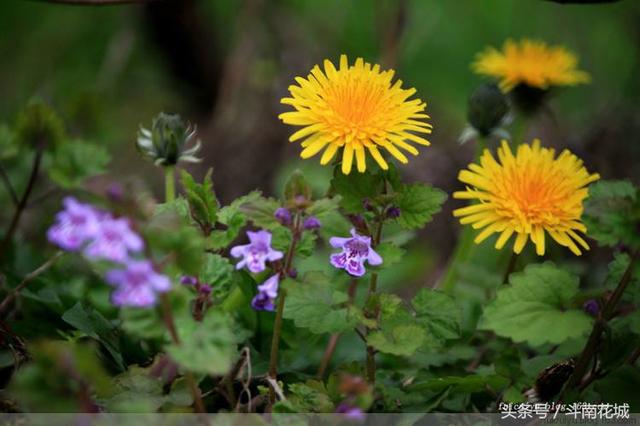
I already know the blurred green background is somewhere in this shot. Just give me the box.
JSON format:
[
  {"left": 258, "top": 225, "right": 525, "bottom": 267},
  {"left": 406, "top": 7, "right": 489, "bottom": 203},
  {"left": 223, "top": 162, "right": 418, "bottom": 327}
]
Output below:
[{"left": 1, "top": 0, "right": 639, "bottom": 289}]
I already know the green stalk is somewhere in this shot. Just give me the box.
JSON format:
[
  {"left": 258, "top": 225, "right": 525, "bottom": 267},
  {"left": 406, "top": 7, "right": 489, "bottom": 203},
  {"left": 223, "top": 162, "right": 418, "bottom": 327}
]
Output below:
[
  {"left": 268, "top": 213, "right": 301, "bottom": 403},
  {"left": 439, "top": 137, "right": 486, "bottom": 293},
  {"left": 165, "top": 166, "right": 176, "bottom": 203}
]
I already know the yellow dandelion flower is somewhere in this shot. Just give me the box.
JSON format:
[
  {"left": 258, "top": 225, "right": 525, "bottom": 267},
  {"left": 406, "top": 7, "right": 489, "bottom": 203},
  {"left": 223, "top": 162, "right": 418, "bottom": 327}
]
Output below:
[
  {"left": 278, "top": 55, "right": 432, "bottom": 175},
  {"left": 472, "top": 39, "right": 590, "bottom": 92},
  {"left": 453, "top": 140, "right": 600, "bottom": 256}
]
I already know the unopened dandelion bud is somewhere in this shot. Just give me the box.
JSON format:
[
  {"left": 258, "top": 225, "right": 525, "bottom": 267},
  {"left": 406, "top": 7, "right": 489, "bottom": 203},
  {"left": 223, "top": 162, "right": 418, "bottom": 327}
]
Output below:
[
  {"left": 136, "top": 112, "right": 201, "bottom": 167},
  {"left": 467, "top": 83, "right": 509, "bottom": 136}
]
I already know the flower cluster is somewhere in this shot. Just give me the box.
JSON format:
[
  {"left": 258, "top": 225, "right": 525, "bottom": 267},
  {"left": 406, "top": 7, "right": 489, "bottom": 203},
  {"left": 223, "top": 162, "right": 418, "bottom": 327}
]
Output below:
[
  {"left": 231, "top": 230, "right": 284, "bottom": 312},
  {"left": 48, "top": 197, "right": 170, "bottom": 307}
]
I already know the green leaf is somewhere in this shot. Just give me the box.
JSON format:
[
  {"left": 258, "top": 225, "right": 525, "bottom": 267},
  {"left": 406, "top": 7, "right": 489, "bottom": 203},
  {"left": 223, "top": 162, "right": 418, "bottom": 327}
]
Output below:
[
  {"left": 153, "top": 198, "right": 191, "bottom": 222},
  {"left": 61, "top": 302, "right": 124, "bottom": 370},
  {"left": 368, "top": 323, "right": 426, "bottom": 356},
  {"left": 480, "top": 263, "right": 593, "bottom": 346},
  {"left": 284, "top": 380, "right": 334, "bottom": 413},
  {"left": 374, "top": 242, "right": 405, "bottom": 269},
  {"left": 283, "top": 272, "right": 361, "bottom": 334},
  {"left": 200, "top": 253, "right": 234, "bottom": 298},
  {"left": 593, "top": 365, "right": 640, "bottom": 411},
  {"left": 408, "top": 374, "right": 509, "bottom": 393},
  {"left": 166, "top": 311, "right": 237, "bottom": 375},
  {"left": 180, "top": 168, "right": 219, "bottom": 231},
  {"left": 209, "top": 191, "right": 261, "bottom": 250},
  {"left": 48, "top": 140, "right": 110, "bottom": 188},
  {"left": 240, "top": 194, "right": 281, "bottom": 230},
  {"left": 283, "top": 169, "right": 312, "bottom": 204},
  {"left": 330, "top": 168, "right": 384, "bottom": 213},
  {"left": 583, "top": 180, "right": 640, "bottom": 249},
  {"left": 412, "top": 289, "right": 461, "bottom": 343},
  {"left": 120, "top": 307, "right": 165, "bottom": 340},
  {"left": 605, "top": 252, "right": 640, "bottom": 304},
  {"left": 394, "top": 183, "right": 447, "bottom": 230},
  {"left": 146, "top": 207, "right": 205, "bottom": 275}
]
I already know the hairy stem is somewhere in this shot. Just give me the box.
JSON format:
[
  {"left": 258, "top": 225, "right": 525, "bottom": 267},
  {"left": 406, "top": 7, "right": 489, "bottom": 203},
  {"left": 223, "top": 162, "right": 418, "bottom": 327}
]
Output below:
[
  {"left": 268, "top": 213, "right": 301, "bottom": 403},
  {"left": 0, "top": 149, "right": 44, "bottom": 261},
  {"left": 164, "top": 166, "right": 176, "bottom": 203},
  {"left": 0, "top": 162, "right": 18, "bottom": 206},
  {"left": 502, "top": 251, "right": 520, "bottom": 285},
  {"left": 364, "top": 218, "right": 384, "bottom": 384},
  {"left": 0, "top": 251, "right": 64, "bottom": 317},
  {"left": 439, "top": 137, "right": 486, "bottom": 293},
  {"left": 564, "top": 249, "right": 640, "bottom": 394},
  {"left": 160, "top": 293, "right": 206, "bottom": 413},
  {"left": 317, "top": 278, "right": 359, "bottom": 378}
]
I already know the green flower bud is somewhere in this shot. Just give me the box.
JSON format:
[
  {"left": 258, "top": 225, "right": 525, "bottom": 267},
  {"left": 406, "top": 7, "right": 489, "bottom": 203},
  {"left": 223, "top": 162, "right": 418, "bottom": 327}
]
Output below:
[
  {"left": 509, "top": 83, "right": 549, "bottom": 116},
  {"left": 136, "top": 112, "right": 201, "bottom": 167},
  {"left": 284, "top": 169, "right": 312, "bottom": 208},
  {"left": 15, "top": 99, "right": 65, "bottom": 150},
  {"left": 467, "top": 83, "right": 509, "bottom": 136}
]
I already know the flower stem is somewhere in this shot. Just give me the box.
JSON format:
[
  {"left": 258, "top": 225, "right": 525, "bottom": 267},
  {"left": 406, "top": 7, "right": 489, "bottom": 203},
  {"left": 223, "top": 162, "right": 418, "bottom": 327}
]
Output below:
[
  {"left": 317, "top": 278, "right": 358, "bottom": 378},
  {"left": 164, "top": 166, "right": 176, "bottom": 203},
  {"left": 364, "top": 218, "right": 384, "bottom": 385},
  {"left": 0, "top": 148, "right": 44, "bottom": 262},
  {"left": 160, "top": 293, "right": 206, "bottom": 413},
  {"left": 563, "top": 249, "right": 640, "bottom": 394},
  {"left": 501, "top": 251, "right": 519, "bottom": 285},
  {"left": 439, "top": 137, "right": 486, "bottom": 293},
  {"left": 268, "top": 213, "right": 301, "bottom": 403}
]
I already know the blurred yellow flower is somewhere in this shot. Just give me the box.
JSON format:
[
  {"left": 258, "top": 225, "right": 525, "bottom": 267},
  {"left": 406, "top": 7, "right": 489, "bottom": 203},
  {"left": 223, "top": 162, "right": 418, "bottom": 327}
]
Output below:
[
  {"left": 279, "top": 55, "right": 432, "bottom": 175},
  {"left": 472, "top": 39, "right": 590, "bottom": 92},
  {"left": 453, "top": 140, "right": 599, "bottom": 256}
]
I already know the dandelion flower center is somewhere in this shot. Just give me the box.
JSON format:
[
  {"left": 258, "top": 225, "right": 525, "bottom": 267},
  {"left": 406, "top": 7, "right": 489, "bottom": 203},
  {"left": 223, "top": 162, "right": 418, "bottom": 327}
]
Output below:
[
  {"left": 279, "top": 55, "right": 432, "bottom": 174},
  {"left": 453, "top": 140, "right": 600, "bottom": 256},
  {"left": 472, "top": 39, "right": 590, "bottom": 92}
]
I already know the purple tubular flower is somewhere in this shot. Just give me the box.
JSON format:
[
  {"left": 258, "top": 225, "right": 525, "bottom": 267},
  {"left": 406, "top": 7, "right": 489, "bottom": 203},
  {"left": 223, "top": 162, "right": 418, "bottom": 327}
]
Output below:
[
  {"left": 83, "top": 217, "right": 144, "bottom": 263},
  {"left": 230, "top": 230, "right": 284, "bottom": 273},
  {"left": 199, "top": 284, "right": 212, "bottom": 295},
  {"left": 583, "top": 299, "right": 599, "bottom": 317},
  {"left": 105, "top": 260, "right": 171, "bottom": 307},
  {"left": 47, "top": 197, "right": 101, "bottom": 251},
  {"left": 251, "top": 274, "right": 279, "bottom": 312},
  {"left": 274, "top": 207, "right": 292, "bottom": 226},
  {"left": 335, "top": 403, "right": 365, "bottom": 421},
  {"left": 386, "top": 206, "right": 401, "bottom": 218},
  {"left": 329, "top": 229, "right": 382, "bottom": 277},
  {"left": 303, "top": 216, "right": 321, "bottom": 230},
  {"left": 180, "top": 275, "right": 199, "bottom": 286}
]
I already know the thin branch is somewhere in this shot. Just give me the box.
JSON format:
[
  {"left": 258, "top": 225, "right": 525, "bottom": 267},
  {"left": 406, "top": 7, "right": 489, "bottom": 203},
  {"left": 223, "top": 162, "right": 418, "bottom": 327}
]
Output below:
[
  {"left": 0, "top": 148, "right": 44, "bottom": 260},
  {"left": 0, "top": 251, "right": 64, "bottom": 316},
  {"left": 0, "top": 162, "right": 18, "bottom": 206}
]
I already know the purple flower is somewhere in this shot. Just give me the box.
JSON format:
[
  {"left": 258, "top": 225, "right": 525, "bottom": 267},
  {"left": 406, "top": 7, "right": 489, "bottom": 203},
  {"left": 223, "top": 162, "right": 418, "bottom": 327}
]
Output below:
[
  {"left": 386, "top": 206, "right": 401, "bottom": 218},
  {"left": 274, "top": 207, "right": 292, "bottom": 226},
  {"left": 180, "top": 275, "right": 199, "bottom": 286},
  {"left": 83, "top": 217, "right": 144, "bottom": 263},
  {"left": 303, "top": 216, "right": 321, "bottom": 230},
  {"left": 47, "top": 197, "right": 101, "bottom": 251},
  {"left": 335, "top": 403, "right": 365, "bottom": 421},
  {"left": 330, "top": 229, "right": 382, "bottom": 277},
  {"left": 230, "top": 230, "right": 283, "bottom": 273},
  {"left": 105, "top": 260, "right": 171, "bottom": 307},
  {"left": 199, "top": 284, "right": 212, "bottom": 295},
  {"left": 583, "top": 299, "right": 599, "bottom": 317},
  {"left": 251, "top": 274, "right": 279, "bottom": 312}
]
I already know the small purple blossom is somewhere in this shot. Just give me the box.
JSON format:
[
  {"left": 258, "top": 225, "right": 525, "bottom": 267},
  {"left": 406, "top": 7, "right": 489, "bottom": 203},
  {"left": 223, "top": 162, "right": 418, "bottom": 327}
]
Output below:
[
  {"left": 303, "top": 216, "right": 321, "bottom": 230},
  {"left": 47, "top": 197, "right": 101, "bottom": 251},
  {"left": 106, "top": 183, "right": 124, "bottom": 201},
  {"left": 251, "top": 274, "right": 279, "bottom": 312},
  {"left": 335, "top": 403, "right": 365, "bottom": 421},
  {"left": 329, "top": 229, "right": 382, "bottom": 277},
  {"left": 105, "top": 260, "right": 171, "bottom": 307},
  {"left": 386, "top": 206, "right": 401, "bottom": 218},
  {"left": 274, "top": 207, "right": 292, "bottom": 225},
  {"left": 199, "top": 284, "right": 212, "bottom": 295},
  {"left": 83, "top": 217, "right": 144, "bottom": 263},
  {"left": 180, "top": 275, "right": 199, "bottom": 286},
  {"left": 230, "top": 230, "right": 283, "bottom": 273},
  {"left": 583, "top": 299, "right": 599, "bottom": 317}
]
